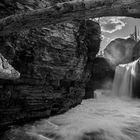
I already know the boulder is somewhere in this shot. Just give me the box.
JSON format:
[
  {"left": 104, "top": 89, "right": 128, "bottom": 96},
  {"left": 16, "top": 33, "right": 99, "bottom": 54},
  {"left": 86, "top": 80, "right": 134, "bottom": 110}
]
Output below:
[
  {"left": 0, "top": 53, "right": 20, "bottom": 80},
  {"left": 132, "top": 41, "right": 140, "bottom": 97},
  {"left": 132, "top": 58, "right": 140, "bottom": 98},
  {"left": 104, "top": 38, "right": 136, "bottom": 66}
]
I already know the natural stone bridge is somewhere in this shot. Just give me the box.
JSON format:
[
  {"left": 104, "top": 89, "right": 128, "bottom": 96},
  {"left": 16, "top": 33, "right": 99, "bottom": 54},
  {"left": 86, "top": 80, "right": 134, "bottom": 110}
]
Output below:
[{"left": 0, "top": 0, "right": 140, "bottom": 36}]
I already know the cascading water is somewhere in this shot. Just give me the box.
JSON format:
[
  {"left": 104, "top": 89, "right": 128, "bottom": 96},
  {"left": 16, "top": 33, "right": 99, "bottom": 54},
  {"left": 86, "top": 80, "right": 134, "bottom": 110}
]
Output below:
[
  {"left": 2, "top": 59, "right": 140, "bottom": 140},
  {"left": 112, "top": 59, "right": 139, "bottom": 98}
]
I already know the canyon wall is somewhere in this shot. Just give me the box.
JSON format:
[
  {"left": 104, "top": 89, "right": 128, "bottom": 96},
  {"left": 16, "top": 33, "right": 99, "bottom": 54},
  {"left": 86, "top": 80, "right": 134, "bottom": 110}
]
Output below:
[
  {"left": 1, "top": 0, "right": 140, "bottom": 36},
  {"left": 133, "top": 40, "right": 140, "bottom": 60},
  {"left": 0, "top": 1, "right": 101, "bottom": 128},
  {"left": 2, "top": 0, "right": 140, "bottom": 129}
]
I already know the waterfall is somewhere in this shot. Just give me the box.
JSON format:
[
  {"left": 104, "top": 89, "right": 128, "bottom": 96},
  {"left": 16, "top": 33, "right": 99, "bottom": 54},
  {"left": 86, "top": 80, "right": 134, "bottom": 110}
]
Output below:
[{"left": 112, "top": 59, "right": 139, "bottom": 98}]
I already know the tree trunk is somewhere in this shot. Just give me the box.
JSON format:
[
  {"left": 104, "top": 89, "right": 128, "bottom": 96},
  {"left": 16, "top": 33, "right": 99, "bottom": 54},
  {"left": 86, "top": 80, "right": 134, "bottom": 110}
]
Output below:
[{"left": 0, "top": 0, "right": 140, "bottom": 36}]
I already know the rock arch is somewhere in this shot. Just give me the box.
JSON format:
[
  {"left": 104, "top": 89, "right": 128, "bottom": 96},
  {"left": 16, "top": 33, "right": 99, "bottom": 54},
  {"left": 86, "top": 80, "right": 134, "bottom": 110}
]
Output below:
[{"left": 0, "top": 0, "right": 140, "bottom": 36}]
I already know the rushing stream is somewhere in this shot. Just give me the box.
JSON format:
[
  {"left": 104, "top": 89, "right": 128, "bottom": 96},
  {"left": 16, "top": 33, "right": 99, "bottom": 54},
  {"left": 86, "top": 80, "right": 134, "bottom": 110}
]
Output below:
[
  {"left": 2, "top": 59, "right": 140, "bottom": 140},
  {"left": 112, "top": 59, "right": 139, "bottom": 98},
  {"left": 2, "top": 97, "right": 140, "bottom": 140}
]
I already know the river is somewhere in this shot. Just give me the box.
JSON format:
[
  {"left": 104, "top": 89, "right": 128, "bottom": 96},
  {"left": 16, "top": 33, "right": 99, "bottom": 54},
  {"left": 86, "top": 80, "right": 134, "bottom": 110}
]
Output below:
[
  {"left": 2, "top": 59, "right": 140, "bottom": 140},
  {"left": 2, "top": 95, "right": 140, "bottom": 140}
]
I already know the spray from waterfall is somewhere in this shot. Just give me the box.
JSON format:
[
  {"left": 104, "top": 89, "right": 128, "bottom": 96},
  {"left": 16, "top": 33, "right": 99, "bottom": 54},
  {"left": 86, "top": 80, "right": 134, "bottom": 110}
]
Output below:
[{"left": 112, "top": 59, "right": 139, "bottom": 98}]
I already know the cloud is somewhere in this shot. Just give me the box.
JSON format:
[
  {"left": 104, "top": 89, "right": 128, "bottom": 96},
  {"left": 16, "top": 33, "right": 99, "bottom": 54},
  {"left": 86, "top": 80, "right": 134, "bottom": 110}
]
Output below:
[{"left": 100, "top": 17, "right": 127, "bottom": 33}]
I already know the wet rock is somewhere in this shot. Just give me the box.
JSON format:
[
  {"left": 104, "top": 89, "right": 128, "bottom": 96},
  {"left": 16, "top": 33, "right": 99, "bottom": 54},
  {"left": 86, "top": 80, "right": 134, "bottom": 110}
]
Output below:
[
  {"left": 0, "top": 19, "right": 100, "bottom": 128},
  {"left": 132, "top": 41, "right": 140, "bottom": 97},
  {"left": 133, "top": 40, "right": 140, "bottom": 60},
  {"left": 0, "top": 0, "right": 101, "bottom": 128},
  {"left": 81, "top": 21, "right": 101, "bottom": 99},
  {"left": 87, "top": 57, "right": 115, "bottom": 98},
  {"left": 104, "top": 38, "right": 136, "bottom": 66},
  {"left": 0, "top": 53, "right": 20, "bottom": 80}
]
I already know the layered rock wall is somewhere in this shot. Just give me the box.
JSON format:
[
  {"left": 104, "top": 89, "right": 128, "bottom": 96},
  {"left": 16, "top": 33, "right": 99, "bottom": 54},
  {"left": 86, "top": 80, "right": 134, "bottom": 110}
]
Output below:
[
  {"left": 0, "top": 0, "right": 101, "bottom": 129},
  {"left": 133, "top": 41, "right": 140, "bottom": 60},
  {"left": 0, "top": 20, "right": 101, "bottom": 128}
]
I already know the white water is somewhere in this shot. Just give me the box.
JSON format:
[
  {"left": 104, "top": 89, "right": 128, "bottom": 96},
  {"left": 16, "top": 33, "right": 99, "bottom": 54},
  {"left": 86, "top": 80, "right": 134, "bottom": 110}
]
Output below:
[
  {"left": 112, "top": 59, "right": 139, "bottom": 98},
  {"left": 2, "top": 59, "right": 140, "bottom": 140},
  {"left": 3, "top": 97, "right": 140, "bottom": 140}
]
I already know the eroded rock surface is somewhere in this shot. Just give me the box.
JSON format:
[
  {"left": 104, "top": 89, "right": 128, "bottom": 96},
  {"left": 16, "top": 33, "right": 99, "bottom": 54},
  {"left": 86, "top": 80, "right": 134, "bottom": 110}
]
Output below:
[
  {"left": 0, "top": 0, "right": 101, "bottom": 129},
  {"left": 85, "top": 57, "right": 115, "bottom": 99},
  {"left": 133, "top": 40, "right": 140, "bottom": 60},
  {"left": 104, "top": 38, "right": 136, "bottom": 66},
  {"left": 0, "top": 19, "right": 101, "bottom": 128},
  {"left": 0, "top": 53, "right": 20, "bottom": 80}
]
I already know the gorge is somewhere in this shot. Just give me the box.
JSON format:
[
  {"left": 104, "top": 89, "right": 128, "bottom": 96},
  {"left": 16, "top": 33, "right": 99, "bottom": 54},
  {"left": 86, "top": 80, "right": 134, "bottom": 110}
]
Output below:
[{"left": 1, "top": 0, "right": 140, "bottom": 140}]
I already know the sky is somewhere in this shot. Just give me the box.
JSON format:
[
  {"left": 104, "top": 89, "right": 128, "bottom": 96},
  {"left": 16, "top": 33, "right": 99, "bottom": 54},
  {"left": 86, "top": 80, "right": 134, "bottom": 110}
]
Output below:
[{"left": 99, "top": 17, "right": 140, "bottom": 51}]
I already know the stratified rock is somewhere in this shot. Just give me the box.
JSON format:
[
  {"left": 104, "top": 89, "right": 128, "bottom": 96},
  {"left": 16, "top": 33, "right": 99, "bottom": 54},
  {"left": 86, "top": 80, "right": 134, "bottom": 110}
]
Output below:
[
  {"left": 1, "top": 0, "right": 140, "bottom": 36},
  {"left": 132, "top": 58, "right": 140, "bottom": 98},
  {"left": 133, "top": 40, "right": 140, "bottom": 60},
  {"left": 90, "top": 57, "right": 115, "bottom": 95},
  {"left": 0, "top": 19, "right": 100, "bottom": 128},
  {"left": 80, "top": 20, "right": 101, "bottom": 99},
  {"left": 0, "top": 53, "right": 20, "bottom": 80},
  {"left": 104, "top": 38, "right": 136, "bottom": 66},
  {"left": 0, "top": 0, "right": 101, "bottom": 128}
]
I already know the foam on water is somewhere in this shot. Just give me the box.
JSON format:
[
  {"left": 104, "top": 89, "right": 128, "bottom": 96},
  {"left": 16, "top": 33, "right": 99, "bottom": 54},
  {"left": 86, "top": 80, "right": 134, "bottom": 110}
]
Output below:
[
  {"left": 2, "top": 59, "right": 140, "bottom": 140},
  {"left": 112, "top": 59, "right": 138, "bottom": 98},
  {"left": 2, "top": 96, "right": 140, "bottom": 140}
]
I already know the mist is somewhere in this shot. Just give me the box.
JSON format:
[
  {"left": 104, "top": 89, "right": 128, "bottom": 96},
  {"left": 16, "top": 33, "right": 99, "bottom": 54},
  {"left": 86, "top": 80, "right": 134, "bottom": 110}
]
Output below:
[{"left": 3, "top": 96, "right": 140, "bottom": 140}]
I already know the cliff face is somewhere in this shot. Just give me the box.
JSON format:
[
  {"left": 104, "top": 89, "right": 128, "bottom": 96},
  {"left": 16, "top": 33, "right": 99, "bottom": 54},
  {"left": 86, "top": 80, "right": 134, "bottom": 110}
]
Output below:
[
  {"left": 91, "top": 57, "right": 115, "bottom": 91},
  {"left": 0, "top": 19, "right": 101, "bottom": 128},
  {"left": 133, "top": 41, "right": 140, "bottom": 60},
  {"left": 0, "top": 0, "right": 102, "bottom": 128}
]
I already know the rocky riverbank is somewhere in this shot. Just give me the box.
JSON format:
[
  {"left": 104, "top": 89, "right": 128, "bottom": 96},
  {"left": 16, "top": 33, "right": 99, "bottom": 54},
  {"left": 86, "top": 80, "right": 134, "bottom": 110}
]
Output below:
[{"left": 2, "top": 95, "right": 140, "bottom": 140}]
